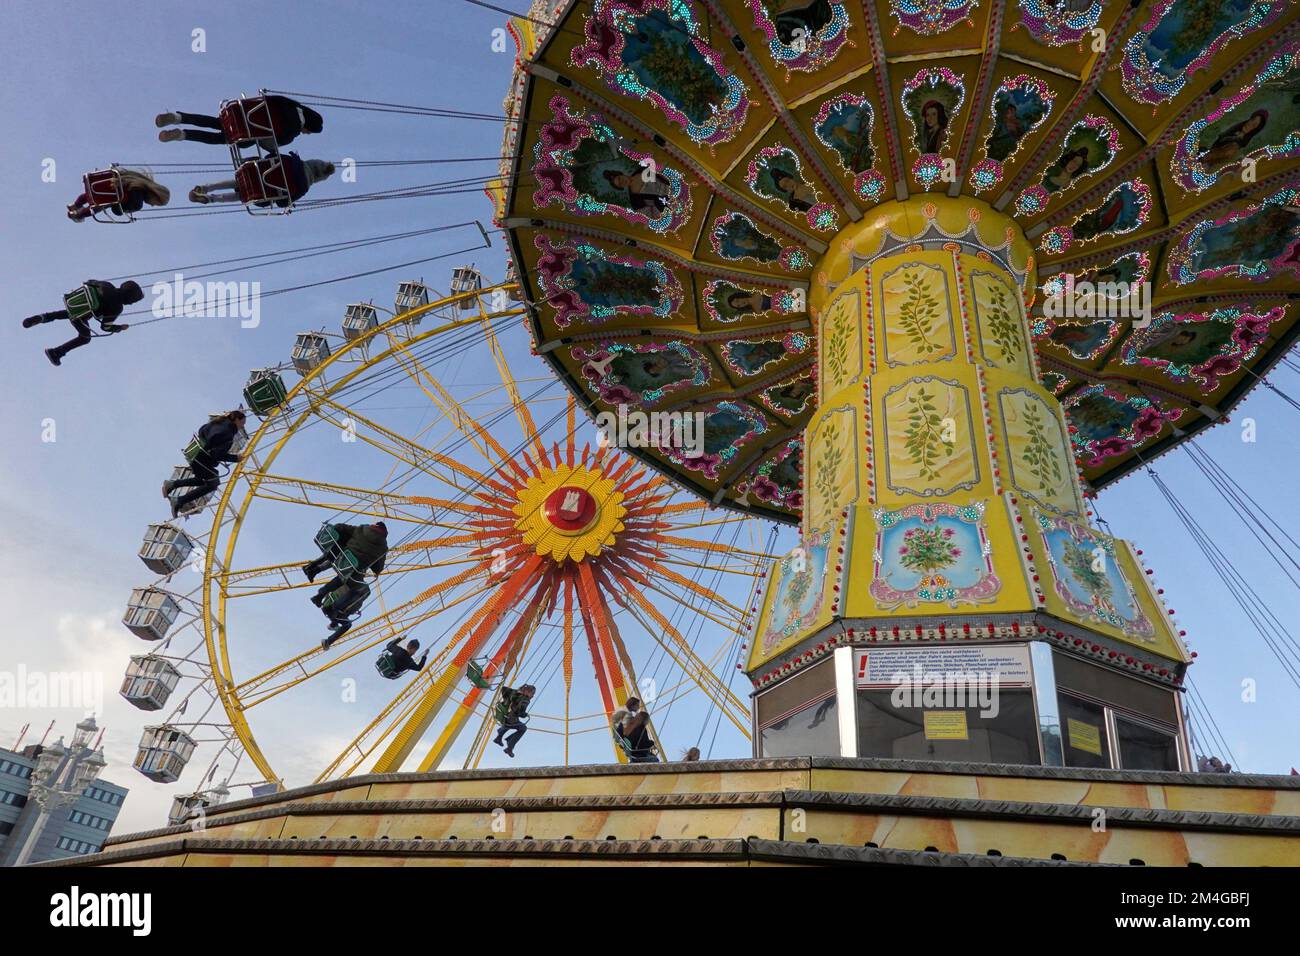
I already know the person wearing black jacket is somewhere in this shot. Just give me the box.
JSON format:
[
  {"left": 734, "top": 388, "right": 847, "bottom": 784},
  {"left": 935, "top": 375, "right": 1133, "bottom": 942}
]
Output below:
[
  {"left": 162, "top": 411, "right": 247, "bottom": 518},
  {"left": 155, "top": 96, "right": 325, "bottom": 149},
  {"left": 492, "top": 684, "right": 536, "bottom": 758},
  {"left": 380, "top": 638, "right": 428, "bottom": 676},
  {"left": 22, "top": 280, "right": 143, "bottom": 366},
  {"left": 306, "top": 521, "right": 389, "bottom": 645}
]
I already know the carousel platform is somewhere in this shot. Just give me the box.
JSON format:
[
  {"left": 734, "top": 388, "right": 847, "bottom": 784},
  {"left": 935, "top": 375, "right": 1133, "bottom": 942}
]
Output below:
[{"left": 39, "top": 757, "right": 1300, "bottom": 867}]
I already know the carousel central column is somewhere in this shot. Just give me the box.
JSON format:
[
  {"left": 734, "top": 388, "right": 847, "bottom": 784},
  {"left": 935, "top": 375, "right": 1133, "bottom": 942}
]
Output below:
[{"left": 746, "top": 197, "right": 1189, "bottom": 765}]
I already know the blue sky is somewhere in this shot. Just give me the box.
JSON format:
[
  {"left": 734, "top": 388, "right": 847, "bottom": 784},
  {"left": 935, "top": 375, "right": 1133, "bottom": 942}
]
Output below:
[{"left": 0, "top": 0, "right": 1296, "bottom": 834}]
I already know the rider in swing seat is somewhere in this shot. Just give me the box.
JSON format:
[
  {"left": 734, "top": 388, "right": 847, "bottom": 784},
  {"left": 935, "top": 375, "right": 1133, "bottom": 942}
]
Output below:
[
  {"left": 492, "top": 684, "right": 536, "bottom": 758},
  {"left": 21, "top": 279, "right": 143, "bottom": 366}
]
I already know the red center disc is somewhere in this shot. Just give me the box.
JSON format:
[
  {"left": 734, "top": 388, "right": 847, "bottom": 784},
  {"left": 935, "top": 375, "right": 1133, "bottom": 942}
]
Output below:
[{"left": 543, "top": 485, "right": 598, "bottom": 531}]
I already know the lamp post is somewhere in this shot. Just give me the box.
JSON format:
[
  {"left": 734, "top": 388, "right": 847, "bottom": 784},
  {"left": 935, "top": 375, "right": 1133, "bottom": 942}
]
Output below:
[{"left": 11, "top": 717, "right": 107, "bottom": 867}]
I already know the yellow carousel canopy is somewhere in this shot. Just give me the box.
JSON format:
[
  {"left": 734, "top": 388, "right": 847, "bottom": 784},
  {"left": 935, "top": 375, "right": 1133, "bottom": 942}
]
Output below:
[{"left": 495, "top": 0, "right": 1300, "bottom": 523}]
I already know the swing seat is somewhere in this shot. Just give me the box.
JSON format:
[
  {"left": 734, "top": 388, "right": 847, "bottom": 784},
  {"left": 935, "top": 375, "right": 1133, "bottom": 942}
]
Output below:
[
  {"left": 183, "top": 433, "right": 209, "bottom": 464},
  {"left": 493, "top": 698, "right": 530, "bottom": 726},
  {"left": 234, "top": 155, "right": 305, "bottom": 212},
  {"left": 63, "top": 284, "right": 103, "bottom": 321},
  {"left": 466, "top": 659, "right": 495, "bottom": 690},
  {"left": 320, "top": 580, "right": 370, "bottom": 618},
  {"left": 81, "top": 168, "right": 133, "bottom": 222},
  {"left": 219, "top": 94, "right": 284, "bottom": 146},
  {"left": 612, "top": 728, "right": 659, "bottom": 763},
  {"left": 375, "top": 650, "right": 402, "bottom": 680},
  {"left": 314, "top": 523, "right": 365, "bottom": 580}
]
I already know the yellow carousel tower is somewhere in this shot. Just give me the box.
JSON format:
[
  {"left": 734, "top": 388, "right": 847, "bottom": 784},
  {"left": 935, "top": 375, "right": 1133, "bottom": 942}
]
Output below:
[{"left": 746, "top": 196, "right": 1191, "bottom": 770}]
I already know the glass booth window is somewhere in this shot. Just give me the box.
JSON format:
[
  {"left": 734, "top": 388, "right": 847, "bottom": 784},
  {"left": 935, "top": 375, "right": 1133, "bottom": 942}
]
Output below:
[
  {"left": 1115, "top": 715, "right": 1180, "bottom": 771},
  {"left": 759, "top": 693, "right": 839, "bottom": 757},
  {"left": 856, "top": 689, "right": 1039, "bottom": 765},
  {"left": 1059, "top": 693, "right": 1110, "bottom": 769}
]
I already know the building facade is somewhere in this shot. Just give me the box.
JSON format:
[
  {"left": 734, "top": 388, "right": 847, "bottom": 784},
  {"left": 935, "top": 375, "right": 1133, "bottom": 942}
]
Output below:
[{"left": 0, "top": 744, "right": 129, "bottom": 866}]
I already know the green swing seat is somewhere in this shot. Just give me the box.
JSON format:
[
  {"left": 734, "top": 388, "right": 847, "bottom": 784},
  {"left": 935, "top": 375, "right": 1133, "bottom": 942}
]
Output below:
[
  {"left": 374, "top": 650, "right": 402, "bottom": 680},
  {"left": 320, "top": 580, "right": 370, "bottom": 617},
  {"left": 466, "top": 660, "right": 494, "bottom": 690},
  {"left": 243, "top": 370, "right": 288, "bottom": 417},
  {"left": 183, "top": 433, "right": 209, "bottom": 465},
  {"left": 63, "top": 285, "right": 103, "bottom": 322},
  {"left": 314, "top": 523, "right": 365, "bottom": 580}
]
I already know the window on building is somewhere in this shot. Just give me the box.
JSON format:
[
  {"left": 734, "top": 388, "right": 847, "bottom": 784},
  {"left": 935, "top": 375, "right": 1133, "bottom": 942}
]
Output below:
[
  {"left": 0, "top": 821, "right": 13, "bottom": 836},
  {"left": 1058, "top": 693, "right": 1111, "bottom": 769},
  {"left": 1115, "top": 715, "right": 1180, "bottom": 772},
  {"left": 857, "top": 688, "right": 1039, "bottom": 764},
  {"left": 759, "top": 693, "right": 840, "bottom": 757}
]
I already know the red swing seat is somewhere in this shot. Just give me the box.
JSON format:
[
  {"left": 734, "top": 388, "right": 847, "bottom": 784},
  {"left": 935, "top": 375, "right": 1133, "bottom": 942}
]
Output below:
[
  {"left": 218, "top": 95, "right": 285, "bottom": 146},
  {"left": 234, "top": 154, "right": 307, "bottom": 213},
  {"left": 81, "top": 168, "right": 134, "bottom": 222}
]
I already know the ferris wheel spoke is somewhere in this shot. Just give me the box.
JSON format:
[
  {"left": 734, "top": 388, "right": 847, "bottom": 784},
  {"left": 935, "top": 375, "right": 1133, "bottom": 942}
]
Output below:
[
  {"left": 243, "top": 471, "right": 471, "bottom": 529},
  {"left": 302, "top": 388, "right": 505, "bottom": 495},
  {"left": 385, "top": 337, "right": 517, "bottom": 467},
  {"left": 233, "top": 565, "right": 492, "bottom": 702},
  {"left": 600, "top": 566, "right": 750, "bottom": 735},
  {"left": 371, "top": 553, "right": 549, "bottom": 773}
]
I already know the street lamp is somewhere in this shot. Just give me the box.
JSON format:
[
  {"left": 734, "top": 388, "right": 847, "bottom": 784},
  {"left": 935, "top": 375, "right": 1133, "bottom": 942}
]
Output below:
[{"left": 10, "top": 717, "right": 107, "bottom": 867}]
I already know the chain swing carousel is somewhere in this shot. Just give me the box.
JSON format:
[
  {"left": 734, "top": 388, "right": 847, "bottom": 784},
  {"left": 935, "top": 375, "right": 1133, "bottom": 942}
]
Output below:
[{"left": 489, "top": 0, "right": 1300, "bottom": 772}]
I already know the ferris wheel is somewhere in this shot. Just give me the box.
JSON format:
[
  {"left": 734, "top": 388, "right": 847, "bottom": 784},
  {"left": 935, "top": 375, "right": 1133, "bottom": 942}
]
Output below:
[{"left": 118, "top": 277, "right": 775, "bottom": 811}]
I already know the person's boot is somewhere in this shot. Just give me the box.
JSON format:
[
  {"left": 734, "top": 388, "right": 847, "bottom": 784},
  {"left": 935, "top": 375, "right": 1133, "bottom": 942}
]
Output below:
[
  {"left": 189, "top": 187, "right": 211, "bottom": 205},
  {"left": 45, "top": 348, "right": 62, "bottom": 367},
  {"left": 492, "top": 732, "right": 504, "bottom": 747},
  {"left": 22, "top": 316, "right": 41, "bottom": 328},
  {"left": 302, "top": 562, "right": 320, "bottom": 583},
  {"left": 158, "top": 128, "right": 184, "bottom": 143},
  {"left": 162, "top": 479, "right": 176, "bottom": 498},
  {"left": 310, "top": 592, "right": 325, "bottom": 608},
  {"left": 320, "top": 636, "right": 335, "bottom": 651},
  {"left": 503, "top": 746, "right": 516, "bottom": 758},
  {"left": 155, "top": 112, "right": 183, "bottom": 127}
]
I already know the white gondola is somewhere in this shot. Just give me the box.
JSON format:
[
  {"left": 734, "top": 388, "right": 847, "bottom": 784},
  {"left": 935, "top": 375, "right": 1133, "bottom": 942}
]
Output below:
[
  {"left": 167, "top": 782, "right": 230, "bottom": 827},
  {"left": 133, "top": 725, "right": 196, "bottom": 783},
  {"left": 120, "top": 654, "right": 182, "bottom": 711},
  {"left": 165, "top": 464, "right": 213, "bottom": 516},
  {"left": 291, "top": 332, "right": 331, "bottom": 374},
  {"left": 122, "top": 587, "right": 182, "bottom": 641},
  {"left": 450, "top": 266, "right": 483, "bottom": 314},
  {"left": 342, "top": 303, "right": 379, "bottom": 341},
  {"left": 395, "top": 279, "right": 431, "bottom": 320},
  {"left": 138, "top": 523, "right": 194, "bottom": 575}
]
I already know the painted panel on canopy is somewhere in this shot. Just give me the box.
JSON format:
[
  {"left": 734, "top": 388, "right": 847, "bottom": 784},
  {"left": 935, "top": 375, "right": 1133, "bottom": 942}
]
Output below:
[
  {"left": 1163, "top": 42, "right": 1300, "bottom": 207},
  {"left": 1164, "top": 179, "right": 1300, "bottom": 290},
  {"left": 888, "top": 55, "right": 981, "bottom": 193},
  {"left": 1116, "top": 301, "right": 1291, "bottom": 398},
  {"left": 1036, "top": 171, "right": 1162, "bottom": 261},
  {"left": 1061, "top": 382, "right": 1184, "bottom": 469},
  {"left": 719, "top": 0, "right": 868, "bottom": 106},
  {"left": 568, "top": 337, "right": 721, "bottom": 409},
  {"left": 693, "top": 195, "right": 818, "bottom": 276},
  {"left": 1105, "top": 0, "right": 1299, "bottom": 111},
  {"left": 516, "top": 227, "right": 700, "bottom": 340},
  {"left": 714, "top": 328, "right": 816, "bottom": 382},
  {"left": 736, "top": 437, "right": 804, "bottom": 514},
  {"left": 873, "top": 0, "right": 992, "bottom": 54},
  {"left": 747, "top": 515, "right": 843, "bottom": 667},
  {"left": 789, "top": 79, "right": 892, "bottom": 207},
  {"left": 756, "top": 367, "right": 819, "bottom": 421},
  {"left": 550, "top": 0, "right": 776, "bottom": 181},
  {"left": 965, "top": 65, "right": 1069, "bottom": 198},
  {"left": 695, "top": 274, "right": 810, "bottom": 332},
  {"left": 998, "top": 0, "right": 1119, "bottom": 67},
  {"left": 1012, "top": 102, "right": 1140, "bottom": 228},
  {"left": 511, "top": 78, "right": 708, "bottom": 255},
  {"left": 724, "top": 134, "right": 846, "bottom": 236}
]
